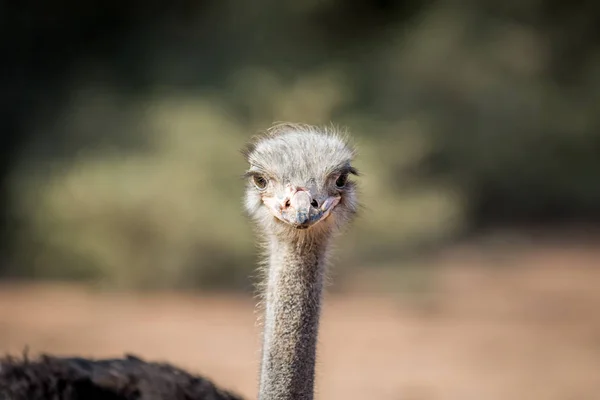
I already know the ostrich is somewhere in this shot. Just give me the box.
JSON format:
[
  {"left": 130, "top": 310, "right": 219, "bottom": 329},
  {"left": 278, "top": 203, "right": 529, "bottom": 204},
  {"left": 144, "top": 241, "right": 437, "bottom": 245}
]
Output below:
[{"left": 0, "top": 122, "right": 360, "bottom": 400}]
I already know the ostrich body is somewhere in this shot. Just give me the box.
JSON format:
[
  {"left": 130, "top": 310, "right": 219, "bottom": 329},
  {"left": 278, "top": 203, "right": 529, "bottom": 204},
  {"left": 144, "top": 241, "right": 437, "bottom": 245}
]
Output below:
[{"left": 0, "top": 123, "right": 359, "bottom": 400}]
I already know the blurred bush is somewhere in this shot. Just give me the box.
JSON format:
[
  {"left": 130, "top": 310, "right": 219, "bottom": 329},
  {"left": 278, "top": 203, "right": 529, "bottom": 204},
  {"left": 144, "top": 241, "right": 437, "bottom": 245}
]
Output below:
[
  {"left": 10, "top": 95, "right": 255, "bottom": 289},
  {"left": 6, "top": 74, "right": 462, "bottom": 289}
]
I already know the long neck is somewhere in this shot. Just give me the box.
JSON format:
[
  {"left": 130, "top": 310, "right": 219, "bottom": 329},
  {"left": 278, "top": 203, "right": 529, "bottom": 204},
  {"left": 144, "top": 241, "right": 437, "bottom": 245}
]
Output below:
[{"left": 258, "top": 234, "right": 328, "bottom": 400}]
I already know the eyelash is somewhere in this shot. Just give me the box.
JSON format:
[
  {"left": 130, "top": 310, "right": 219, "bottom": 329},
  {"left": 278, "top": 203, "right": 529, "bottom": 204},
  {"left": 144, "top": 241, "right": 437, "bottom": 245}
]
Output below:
[{"left": 249, "top": 172, "right": 351, "bottom": 190}]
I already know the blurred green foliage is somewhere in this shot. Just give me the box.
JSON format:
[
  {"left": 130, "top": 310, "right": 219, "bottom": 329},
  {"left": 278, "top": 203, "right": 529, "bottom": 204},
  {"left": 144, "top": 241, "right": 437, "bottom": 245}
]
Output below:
[{"left": 2, "top": 0, "right": 599, "bottom": 289}]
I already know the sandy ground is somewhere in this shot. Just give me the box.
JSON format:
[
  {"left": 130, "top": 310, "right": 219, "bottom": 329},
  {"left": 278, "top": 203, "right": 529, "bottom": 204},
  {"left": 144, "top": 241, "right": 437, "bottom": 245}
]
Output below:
[{"left": 1, "top": 243, "right": 600, "bottom": 400}]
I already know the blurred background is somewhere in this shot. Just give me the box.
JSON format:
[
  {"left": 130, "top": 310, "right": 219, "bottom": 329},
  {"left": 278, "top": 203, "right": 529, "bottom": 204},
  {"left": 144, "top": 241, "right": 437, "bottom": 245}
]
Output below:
[{"left": 1, "top": 1, "right": 600, "bottom": 399}]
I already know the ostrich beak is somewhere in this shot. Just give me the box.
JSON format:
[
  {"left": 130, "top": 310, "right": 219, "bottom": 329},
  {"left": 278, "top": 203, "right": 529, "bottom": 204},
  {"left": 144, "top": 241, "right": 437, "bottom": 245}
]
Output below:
[
  {"left": 264, "top": 189, "right": 341, "bottom": 229},
  {"left": 285, "top": 190, "right": 322, "bottom": 228}
]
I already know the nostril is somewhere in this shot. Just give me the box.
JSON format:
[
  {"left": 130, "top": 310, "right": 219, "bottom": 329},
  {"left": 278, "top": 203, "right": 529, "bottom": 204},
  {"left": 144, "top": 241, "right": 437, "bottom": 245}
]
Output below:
[
  {"left": 311, "top": 199, "right": 319, "bottom": 208},
  {"left": 284, "top": 199, "right": 291, "bottom": 208}
]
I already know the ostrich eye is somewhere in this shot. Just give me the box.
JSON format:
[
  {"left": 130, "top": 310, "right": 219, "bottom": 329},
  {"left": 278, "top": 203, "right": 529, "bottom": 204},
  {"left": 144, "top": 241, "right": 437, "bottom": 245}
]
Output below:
[
  {"left": 253, "top": 175, "right": 268, "bottom": 190},
  {"left": 335, "top": 173, "right": 348, "bottom": 188}
]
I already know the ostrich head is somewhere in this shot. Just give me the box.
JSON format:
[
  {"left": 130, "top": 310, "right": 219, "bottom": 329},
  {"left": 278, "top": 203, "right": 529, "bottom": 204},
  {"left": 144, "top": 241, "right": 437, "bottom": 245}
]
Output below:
[
  {"left": 243, "top": 123, "right": 359, "bottom": 400},
  {"left": 243, "top": 123, "right": 359, "bottom": 240}
]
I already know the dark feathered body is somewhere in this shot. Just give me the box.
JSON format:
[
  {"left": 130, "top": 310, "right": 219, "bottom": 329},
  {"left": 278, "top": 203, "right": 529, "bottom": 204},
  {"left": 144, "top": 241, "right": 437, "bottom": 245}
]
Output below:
[{"left": 0, "top": 354, "right": 243, "bottom": 400}]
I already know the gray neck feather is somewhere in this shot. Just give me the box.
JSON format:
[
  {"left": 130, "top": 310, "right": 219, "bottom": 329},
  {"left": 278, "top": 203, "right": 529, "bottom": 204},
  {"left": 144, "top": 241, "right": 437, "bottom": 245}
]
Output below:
[{"left": 258, "top": 234, "right": 327, "bottom": 400}]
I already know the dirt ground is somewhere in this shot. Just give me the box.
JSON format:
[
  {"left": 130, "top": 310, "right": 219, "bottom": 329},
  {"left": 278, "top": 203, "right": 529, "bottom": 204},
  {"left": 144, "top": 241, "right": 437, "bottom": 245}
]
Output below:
[{"left": 1, "top": 242, "right": 599, "bottom": 400}]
